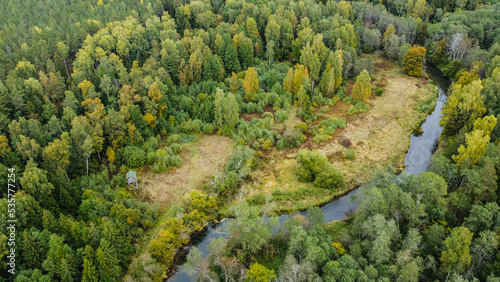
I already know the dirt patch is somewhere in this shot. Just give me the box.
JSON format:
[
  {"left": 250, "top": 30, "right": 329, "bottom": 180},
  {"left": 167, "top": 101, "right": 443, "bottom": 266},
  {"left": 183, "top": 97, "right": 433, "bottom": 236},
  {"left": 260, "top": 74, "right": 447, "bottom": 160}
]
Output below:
[
  {"left": 242, "top": 113, "right": 261, "bottom": 121},
  {"left": 375, "top": 60, "right": 395, "bottom": 70},
  {"left": 136, "top": 135, "right": 234, "bottom": 210}
]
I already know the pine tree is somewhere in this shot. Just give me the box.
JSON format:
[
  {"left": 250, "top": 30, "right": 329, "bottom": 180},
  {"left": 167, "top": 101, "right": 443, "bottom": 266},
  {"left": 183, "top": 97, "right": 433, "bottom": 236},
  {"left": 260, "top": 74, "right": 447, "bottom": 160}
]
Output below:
[
  {"left": 82, "top": 245, "right": 99, "bottom": 282},
  {"left": 352, "top": 70, "right": 372, "bottom": 101},
  {"left": 403, "top": 46, "right": 426, "bottom": 77},
  {"left": 22, "top": 231, "right": 42, "bottom": 269},
  {"left": 239, "top": 39, "right": 254, "bottom": 69},
  {"left": 96, "top": 238, "right": 121, "bottom": 282}
]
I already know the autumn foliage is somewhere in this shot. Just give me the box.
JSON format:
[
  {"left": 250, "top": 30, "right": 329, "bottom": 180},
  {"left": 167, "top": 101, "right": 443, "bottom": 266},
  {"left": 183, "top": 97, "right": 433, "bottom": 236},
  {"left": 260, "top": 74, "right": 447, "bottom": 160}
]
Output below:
[{"left": 403, "top": 46, "right": 426, "bottom": 77}]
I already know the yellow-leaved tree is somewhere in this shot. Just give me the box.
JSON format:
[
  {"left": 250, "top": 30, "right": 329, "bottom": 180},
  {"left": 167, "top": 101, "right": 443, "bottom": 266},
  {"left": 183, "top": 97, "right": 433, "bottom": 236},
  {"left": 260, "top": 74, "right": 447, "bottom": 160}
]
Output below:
[
  {"left": 403, "top": 46, "right": 426, "bottom": 77},
  {"left": 453, "top": 115, "right": 497, "bottom": 168},
  {"left": 243, "top": 67, "right": 259, "bottom": 99},
  {"left": 440, "top": 80, "right": 486, "bottom": 137},
  {"left": 351, "top": 70, "right": 371, "bottom": 101}
]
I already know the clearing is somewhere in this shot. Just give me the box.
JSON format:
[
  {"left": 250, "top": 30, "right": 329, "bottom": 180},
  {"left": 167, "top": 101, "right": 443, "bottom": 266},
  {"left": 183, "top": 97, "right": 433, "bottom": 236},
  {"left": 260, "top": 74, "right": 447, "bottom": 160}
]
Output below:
[
  {"left": 240, "top": 56, "right": 438, "bottom": 213},
  {"left": 136, "top": 135, "right": 234, "bottom": 210}
]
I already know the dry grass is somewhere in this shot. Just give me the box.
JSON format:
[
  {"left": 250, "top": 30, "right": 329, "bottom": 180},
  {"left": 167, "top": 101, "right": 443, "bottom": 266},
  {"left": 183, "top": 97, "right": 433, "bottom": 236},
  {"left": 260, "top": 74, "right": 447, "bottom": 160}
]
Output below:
[
  {"left": 241, "top": 56, "right": 437, "bottom": 213},
  {"left": 136, "top": 135, "right": 234, "bottom": 210}
]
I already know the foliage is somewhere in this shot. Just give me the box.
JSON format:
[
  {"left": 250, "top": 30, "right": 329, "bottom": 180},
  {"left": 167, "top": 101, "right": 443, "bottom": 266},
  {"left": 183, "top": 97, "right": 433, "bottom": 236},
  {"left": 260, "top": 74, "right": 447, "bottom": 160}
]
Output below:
[
  {"left": 351, "top": 70, "right": 372, "bottom": 101},
  {"left": 403, "top": 46, "right": 427, "bottom": 77}
]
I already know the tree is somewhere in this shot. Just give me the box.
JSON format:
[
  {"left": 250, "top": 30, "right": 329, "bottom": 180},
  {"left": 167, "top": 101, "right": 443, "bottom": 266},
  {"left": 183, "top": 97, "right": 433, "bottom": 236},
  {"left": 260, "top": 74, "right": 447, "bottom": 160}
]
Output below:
[
  {"left": 229, "top": 72, "right": 240, "bottom": 93},
  {"left": 313, "top": 163, "right": 344, "bottom": 190},
  {"left": 223, "top": 92, "right": 240, "bottom": 131},
  {"left": 20, "top": 159, "right": 54, "bottom": 203},
  {"left": 266, "top": 40, "right": 276, "bottom": 67},
  {"left": 432, "top": 39, "right": 447, "bottom": 65},
  {"left": 352, "top": 70, "right": 371, "bottom": 101},
  {"left": 22, "top": 231, "right": 42, "bottom": 269},
  {"left": 96, "top": 238, "right": 121, "bottom": 281},
  {"left": 403, "top": 46, "right": 426, "bottom": 77},
  {"left": 440, "top": 80, "right": 486, "bottom": 137},
  {"left": 441, "top": 227, "right": 473, "bottom": 278},
  {"left": 224, "top": 43, "right": 241, "bottom": 74},
  {"left": 296, "top": 149, "right": 329, "bottom": 182},
  {"left": 246, "top": 18, "right": 259, "bottom": 38},
  {"left": 243, "top": 68, "right": 259, "bottom": 95},
  {"left": 283, "top": 68, "right": 294, "bottom": 93},
  {"left": 42, "top": 136, "right": 70, "bottom": 177},
  {"left": 239, "top": 38, "right": 254, "bottom": 69},
  {"left": 246, "top": 263, "right": 276, "bottom": 282},
  {"left": 300, "top": 43, "right": 320, "bottom": 91}
]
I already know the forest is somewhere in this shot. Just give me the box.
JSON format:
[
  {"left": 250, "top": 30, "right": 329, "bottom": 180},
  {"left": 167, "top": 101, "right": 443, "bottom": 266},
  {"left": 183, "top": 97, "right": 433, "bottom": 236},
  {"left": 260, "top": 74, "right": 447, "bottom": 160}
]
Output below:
[{"left": 0, "top": 0, "right": 499, "bottom": 281}]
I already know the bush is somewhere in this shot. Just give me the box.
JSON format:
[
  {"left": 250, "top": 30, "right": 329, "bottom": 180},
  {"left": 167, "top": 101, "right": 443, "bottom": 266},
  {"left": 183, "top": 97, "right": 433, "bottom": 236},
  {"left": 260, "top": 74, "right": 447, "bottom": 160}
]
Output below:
[
  {"left": 275, "top": 110, "right": 289, "bottom": 123},
  {"left": 123, "top": 146, "right": 146, "bottom": 168},
  {"left": 296, "top": 149, "right": 329, "bottom": 182},
  {"left": 313, "top": 164, "right": 344, "bottom": 190},
  {"left": 345, "top": 149, "right": 356, "bottom": 160},
  {"left": 341, "top": 138, "right": 352, "bottom": 147},
  {"left": 276, "top": 139, "right": 285, "bottom": 150},
  {"left": 262, "top": 112, "right": 274, "bottom": 119},
  {"left": 376, "top": 88, "right": 384, "bottom": 96},
  {"left": 166, "top": 134, "right": 182, "bottom": 145},
  {"left": 347, "top": 102, "right": 370, "bottom": 115},
  {"left": 296, "top": 123, "right": 308, "bottom": 134},
  {"left": 247, "top": 194, "right": 266, "bottom": 205},
  {"left": 283, "top": 131, "right": 306, "bottom": 148},
  {"left": 202, "top": 123, "right": 215, "bottom": 134}
]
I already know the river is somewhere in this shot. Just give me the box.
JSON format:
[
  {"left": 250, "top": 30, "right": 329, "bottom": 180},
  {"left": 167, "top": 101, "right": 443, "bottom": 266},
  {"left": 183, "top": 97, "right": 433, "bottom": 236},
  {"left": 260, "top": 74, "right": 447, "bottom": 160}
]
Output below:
[{"left": 168, "top": 63, "right": 450, "bottom": 281}]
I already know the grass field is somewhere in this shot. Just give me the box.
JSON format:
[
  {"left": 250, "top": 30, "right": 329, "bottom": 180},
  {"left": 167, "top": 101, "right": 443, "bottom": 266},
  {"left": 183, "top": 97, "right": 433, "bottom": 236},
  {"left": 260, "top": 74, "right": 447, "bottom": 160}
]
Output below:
[
  {"left": 135, "top": 135, "right": 234, "bottom": 210},
  {"left": 239, "top": 56, "right": 438, "bottom": 213}
]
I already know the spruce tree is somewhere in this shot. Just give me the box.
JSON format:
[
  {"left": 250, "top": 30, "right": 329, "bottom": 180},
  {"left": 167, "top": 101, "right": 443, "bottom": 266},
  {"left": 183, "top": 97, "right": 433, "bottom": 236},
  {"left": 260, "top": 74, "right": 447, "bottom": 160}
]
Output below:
[
  {"left": 224, "top": 43, "right": 241, "bottom": 74},
  {"left": 22, "top": 231, "right": 42, "bottom": 269}
]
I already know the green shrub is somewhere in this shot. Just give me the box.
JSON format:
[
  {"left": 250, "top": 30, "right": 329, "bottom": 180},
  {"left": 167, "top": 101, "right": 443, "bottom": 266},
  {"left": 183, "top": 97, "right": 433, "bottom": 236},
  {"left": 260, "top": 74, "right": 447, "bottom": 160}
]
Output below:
[
  {"left": 347, "top": 102, "right": 370, "bottom": 115},
  {"left": 275, "top": 110, "right": 289, "bottom": 123},
  {"left": 262, "top": 112, "right": 274, "bottom": 119},
  {"left": 296, "top": 123, "right": 308, "bottom": 134},
  {"left": 202, "top": 123, "right": 215, "bottom": 134},
  {"left": 345, "top": 149, "right": 356, "bottom": 160},
  {"left": 246, "top": 102, "right": 257, "bottom": 113},
  {"left": 123, "top": 146, "right": 146, "bottom": 168},
  {"left": 376, "top": 88, "right": 384, "bottom": 96},
  {"left": 313, "top": 134, "right": 329, "bottom": 143},
  {"left": 296, "top": 149, "right": 329, "bottom": 182},
  {"left": 313, "top": 164, "right": 344, "bottom": 190},
  {"left": 166, "top": 134, "right": 182, "bottom": 145},
  {"left": 283, "top": 131, "right": 306, "bottom": 148},
  {"left": 276, "top": 139, "right": 285, "bottom": 150},
  {"left": 146, "top": 151, "right": 156, "bottom": 164},
  {"left": 247, "top": 194, "right": 266, "bottom": 205}
]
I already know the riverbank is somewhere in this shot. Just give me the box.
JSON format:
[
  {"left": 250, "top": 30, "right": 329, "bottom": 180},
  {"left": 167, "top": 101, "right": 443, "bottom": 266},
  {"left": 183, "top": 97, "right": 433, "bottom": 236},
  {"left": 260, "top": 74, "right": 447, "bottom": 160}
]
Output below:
[{"left": 232, "top": 57, "right": 438, "bottom": 215}]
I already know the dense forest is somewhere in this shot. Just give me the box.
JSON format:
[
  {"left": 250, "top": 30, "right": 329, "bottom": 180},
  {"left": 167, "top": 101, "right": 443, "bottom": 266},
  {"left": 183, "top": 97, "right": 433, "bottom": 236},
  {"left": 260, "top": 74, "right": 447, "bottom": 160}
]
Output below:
[{"left": 0, "top": 0, "right": 499, "bottom": 281}]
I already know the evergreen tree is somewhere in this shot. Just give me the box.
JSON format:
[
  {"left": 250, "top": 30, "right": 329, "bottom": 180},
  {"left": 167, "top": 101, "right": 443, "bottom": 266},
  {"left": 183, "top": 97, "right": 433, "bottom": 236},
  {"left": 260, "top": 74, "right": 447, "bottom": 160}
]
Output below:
[
  {"left": 22, "top": 231, "right": 42, "bottom": 269},
  {"left": 224, "top": 43, "right": 241, "bottom": 74},
  {"left": 96, "top": 238, "right": 121, "bottom": 282}
]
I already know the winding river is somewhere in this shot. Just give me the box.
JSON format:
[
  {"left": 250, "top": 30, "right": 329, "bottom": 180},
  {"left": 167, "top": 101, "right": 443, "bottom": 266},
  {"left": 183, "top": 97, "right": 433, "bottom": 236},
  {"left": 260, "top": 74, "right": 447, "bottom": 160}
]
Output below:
[{"left": 168, "top": 63, "right": 450, "bottom": 281}]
